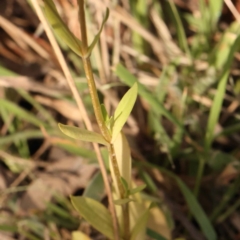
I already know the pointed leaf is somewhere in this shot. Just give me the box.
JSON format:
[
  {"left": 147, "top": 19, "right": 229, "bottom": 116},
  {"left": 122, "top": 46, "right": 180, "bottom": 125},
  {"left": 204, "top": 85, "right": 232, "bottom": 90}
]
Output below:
[
  {"left": 71, "top": 196, "right": 114, "bottom": 240},
  {"left": 115, "top": 64, "right": 181, "bottom": 128},
  {"left": 58, "top": 123, "right": 108, "bottom": 145},
  {"left": 44, "top": 0, "right": 82, "bottom": 56},
  {"left": 130, "top": 208, "right": 150, "bottom": 240},
  {"left": 83, "top": 172, "right": 105, "bottom": 201},
  {"left": 152, "top": 164, "right": 216, "bottom": 240},
  {"left": 87, "top": 8, "right": 109, "bottom": 56},
  {"left": 175, "top": 177, "right": 217, "bottom": 240},
  {"left": 128, "top": 184, "right": 146, "bottom": 196},
  {"left": 111, "top": 83, "right": 138, "bottom": 142},
  {"left": 114, "top": 198, "right": 133, "bottom": 205},
  {"left": 121, "top": 177, "right": 129, "bottom": 196}
]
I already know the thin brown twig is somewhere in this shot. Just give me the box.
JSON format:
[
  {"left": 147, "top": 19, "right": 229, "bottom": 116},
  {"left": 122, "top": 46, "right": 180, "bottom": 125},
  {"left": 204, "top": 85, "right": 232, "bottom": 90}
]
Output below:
[{"left": 224, "top": 0, "right": 240, "bottom": 23}]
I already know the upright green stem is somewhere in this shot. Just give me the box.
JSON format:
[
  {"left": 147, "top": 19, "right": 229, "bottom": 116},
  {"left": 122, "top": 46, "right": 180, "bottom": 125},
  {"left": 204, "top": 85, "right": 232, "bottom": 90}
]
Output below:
[
  {"left": 78, "top": 0, "right": 111, "bottom": 142},
  {"left": 108, "top": 144, "right": 125, "bottom": 198},
  {"left": 77, "top": 0, "right": 122, "bottom": 193},
  {"left": 122, "top": 204, "right": 130, "bottom": 239},
  {"left": 78, "top": 0, "right": 88, "bottom": 53},
  {"left": 82, "top": 58, "right": 111, "bottom": 141},
  {"left": 109, "top": 144, "right": 130, "bottom": 238},
  {"left": 77, "top": 1, "right": 125, "bottom": 239},
  {"left": 78, "top": 1, "right": 131, "bottom": 239}
]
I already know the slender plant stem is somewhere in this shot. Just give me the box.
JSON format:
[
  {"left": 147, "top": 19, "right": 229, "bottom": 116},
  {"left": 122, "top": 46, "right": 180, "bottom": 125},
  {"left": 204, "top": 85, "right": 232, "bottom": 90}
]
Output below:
[
  {"left": 32, "top": 1, "right": 119, "bottom": 239},
  {"left": 78, "top": 0, "right": 111, "bottom": 142},
  {"left": 122, "top": 204, "right": 130, "bottom": 239},
  {"left": 78, "top": 0, "right": 88, "bottom": 53},
  {"left": 82, "top": 58, "right": 111, "bottom": 141},
  {"left": 108, "top": 144, "right": 125, "bottom": 198},
  {"left": 193, "top": 155, "right": 205, "bottom": 197},
  {"left": 109, "top": 144, "right": 130, "bottom": 240},
  {"left": 77, "top": 1, "right": 120, "bottom": 239}
]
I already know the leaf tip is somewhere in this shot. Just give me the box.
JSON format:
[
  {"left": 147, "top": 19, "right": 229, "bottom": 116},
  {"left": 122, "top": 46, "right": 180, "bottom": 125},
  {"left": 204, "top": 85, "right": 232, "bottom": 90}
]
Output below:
[{"left": 58, "top": 123, "right": 64, "bottom": 132}]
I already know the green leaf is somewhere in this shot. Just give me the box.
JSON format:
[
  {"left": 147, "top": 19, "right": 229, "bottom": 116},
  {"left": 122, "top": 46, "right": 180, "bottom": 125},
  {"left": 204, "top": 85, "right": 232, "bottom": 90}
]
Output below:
[
  {"left": 44, "top": 0, "right": 82, "bottom": 56},
  {"left": 128, "top": 184, "right": 146, "bottom": 195},
  {"left": 58, "top": 123, "right": 108, "bottom": 145},
  {"left": 87, "top": 8, "right": 109, "bottom": 56},
  {"left": 71, "top": 196, "right": 114, "bottom": 240},
  {"left": 175, "top": 177, "right": 217, "bottom": 240},
  {"left": 0, "top": 98, "right": 47, "bottom": 127},
  {"left": 130, "top": 208, "right": 150, "bottom": 240},
  {"left": 111, "top": 82, "right": 138, "bottom": 142},
  {"left": 121, "top": 177, "right": 129, "bottom": 196},
  {"left": 83, "top": 172, "right": 105, "bottom": 201},
  {"left": 100, "top": 104, "right": 109, "bottom": 123},
  {"left": 139, "top": 162, "right": 218, "bottom": 240},
  {"left": 72, "top": 231, "right": 91, "bottom": 240},
  {"left": 114, "top": 198, "right": 133, "bottom": 205}
]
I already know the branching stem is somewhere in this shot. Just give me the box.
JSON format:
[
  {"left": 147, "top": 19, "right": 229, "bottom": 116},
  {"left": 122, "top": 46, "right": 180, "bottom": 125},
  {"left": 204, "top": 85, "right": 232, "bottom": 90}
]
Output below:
[{"left": 77, "top": 1, "right": 122, "bottom": 239}]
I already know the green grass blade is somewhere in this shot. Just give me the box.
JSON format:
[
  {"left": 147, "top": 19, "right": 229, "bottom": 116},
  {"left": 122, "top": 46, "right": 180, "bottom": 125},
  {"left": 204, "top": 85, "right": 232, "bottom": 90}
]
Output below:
[
  {"left": 168, "top": 0, "right": 190, "bottom": 56},
  {"left": 17, "top": 89, "right": 56, "bottom": 127},
  {"left": 138, "top": 162, "right": 217, "bottom": 240},
  {"left": 87, "top": 8, "right": 109, "bottom": 55},
  {"left": 204, "top": 70, "right": 228, "bottom": 151},
  {"left": 0, "top": 98, "right": 47, "bottom": 127},
  {"left": 0, "top": 129, "right": 56, "bottom": 146},
  {"left": 205, "top": 33, "right": 240, "bottom": 150},
  {"left": 210, "top": 177, "right": 240, "bottom": 222},
  {"left": 174, "top": 177, "right": 217, "bottom": 240}
]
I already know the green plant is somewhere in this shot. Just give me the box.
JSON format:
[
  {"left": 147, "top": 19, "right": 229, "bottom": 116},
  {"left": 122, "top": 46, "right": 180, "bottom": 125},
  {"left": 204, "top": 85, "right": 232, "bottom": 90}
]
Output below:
[{"left": 39, "top": 0, "right": 160, "bottom": 239}]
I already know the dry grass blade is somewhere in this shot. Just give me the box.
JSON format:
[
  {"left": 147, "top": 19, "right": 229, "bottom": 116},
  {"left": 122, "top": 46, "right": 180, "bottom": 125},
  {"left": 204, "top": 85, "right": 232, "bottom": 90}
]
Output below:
[
  {"left": 224, "top": 0, "right": 240, "bottom": 23},
  {"left": 150, "top": 8, "right": 183, "bottom": 57},
  {"left": 0, "top": 76, "right": 69, "bottom": 97},
  {"left": 112, "top": 6, "right": 168, "bottom": 64},
  {"left": 35, "top": 95, "right": 82, "bottom": 121},
  {"left": 0, "top": 16, "right": 49, "bottom": 59}
]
